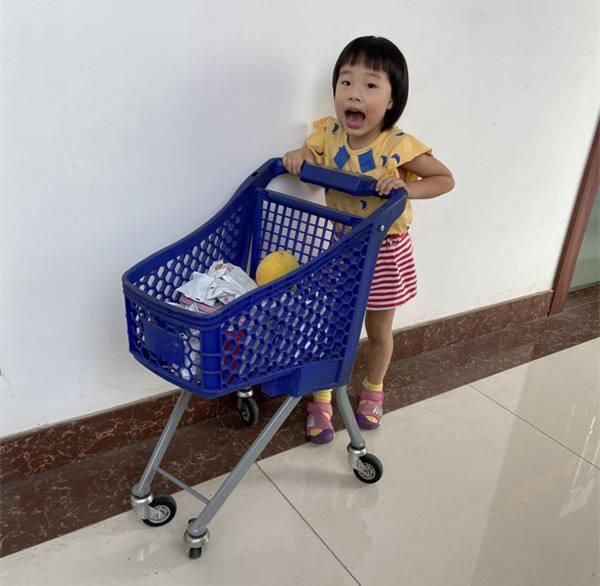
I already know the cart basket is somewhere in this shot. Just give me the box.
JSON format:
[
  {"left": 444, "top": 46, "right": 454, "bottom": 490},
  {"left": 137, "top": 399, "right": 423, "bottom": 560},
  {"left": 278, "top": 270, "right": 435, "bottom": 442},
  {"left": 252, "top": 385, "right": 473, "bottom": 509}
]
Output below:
[{"left": 122, "top": 158, "right": 407, "bottom": 399}]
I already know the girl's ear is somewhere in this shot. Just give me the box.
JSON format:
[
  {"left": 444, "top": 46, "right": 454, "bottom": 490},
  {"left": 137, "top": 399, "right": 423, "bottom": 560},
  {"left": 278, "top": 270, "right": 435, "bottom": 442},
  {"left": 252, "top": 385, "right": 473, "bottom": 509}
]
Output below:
[{"left": 387, "top": 99, "right": 393, "bottom": 110}]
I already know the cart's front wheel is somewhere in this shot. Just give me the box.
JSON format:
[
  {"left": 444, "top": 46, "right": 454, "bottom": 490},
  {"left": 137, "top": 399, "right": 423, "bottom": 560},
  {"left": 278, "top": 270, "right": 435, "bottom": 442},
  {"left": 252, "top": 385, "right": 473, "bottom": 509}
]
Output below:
[
  {"left": 142, "top": 495, "right": 177, "bottom": 527},
  {"left": 353, "top": 454, "right": 383, "bottom": 484},
  {"left": 188, "top": 547, "right": 202, "bottom": 559},
  {"left": 237, "top": 397, "right": 259, "bottom": 427}
]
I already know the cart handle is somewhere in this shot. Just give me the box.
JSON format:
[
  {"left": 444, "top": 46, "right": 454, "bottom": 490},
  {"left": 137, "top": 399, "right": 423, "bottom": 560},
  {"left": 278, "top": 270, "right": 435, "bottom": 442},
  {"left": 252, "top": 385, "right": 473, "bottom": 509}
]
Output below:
[{"left": 298, "top": 162, "right": 405, "bottom": 201}]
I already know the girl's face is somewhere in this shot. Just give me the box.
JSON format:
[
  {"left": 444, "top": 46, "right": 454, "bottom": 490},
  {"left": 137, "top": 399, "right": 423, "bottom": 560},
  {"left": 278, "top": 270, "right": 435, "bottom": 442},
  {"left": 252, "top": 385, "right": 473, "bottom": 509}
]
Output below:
[{"left": 334, "top": 61, "right": 393, "bottom": 150}]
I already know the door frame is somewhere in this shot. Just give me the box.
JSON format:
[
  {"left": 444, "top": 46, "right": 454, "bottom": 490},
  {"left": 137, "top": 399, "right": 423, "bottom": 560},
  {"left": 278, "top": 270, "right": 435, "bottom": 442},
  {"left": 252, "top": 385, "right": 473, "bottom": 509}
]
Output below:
[{"left": 549, "top": 119, "right": 600, "bottom": 315}]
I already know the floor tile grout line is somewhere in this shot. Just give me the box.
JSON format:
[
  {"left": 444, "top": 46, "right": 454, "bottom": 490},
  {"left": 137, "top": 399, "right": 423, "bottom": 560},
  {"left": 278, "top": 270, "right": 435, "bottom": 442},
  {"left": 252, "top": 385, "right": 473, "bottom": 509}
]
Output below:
[
  {"left": 468, "top": 384, "right": 600, "bottom": 471},
  {"left": 255, "top": 462, "right": 362, "bottom": 586}
]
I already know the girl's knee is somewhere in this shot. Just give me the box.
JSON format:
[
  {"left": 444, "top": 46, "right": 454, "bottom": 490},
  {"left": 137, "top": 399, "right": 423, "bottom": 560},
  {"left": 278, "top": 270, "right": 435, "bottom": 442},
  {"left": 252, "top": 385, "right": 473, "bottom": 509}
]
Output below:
[
  {"left": 367, "top": 329, "right": 393, "bottom": 346},
  {"left": 366, "top": 321, "right": 393, "bottom": 345}
]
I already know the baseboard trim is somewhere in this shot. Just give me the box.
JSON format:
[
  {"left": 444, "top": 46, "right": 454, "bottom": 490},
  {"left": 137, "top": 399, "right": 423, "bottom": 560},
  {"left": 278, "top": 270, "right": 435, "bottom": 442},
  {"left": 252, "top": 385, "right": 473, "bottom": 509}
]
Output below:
[{"left": 0, "top": 290, "right": 552, "bottom": 483}]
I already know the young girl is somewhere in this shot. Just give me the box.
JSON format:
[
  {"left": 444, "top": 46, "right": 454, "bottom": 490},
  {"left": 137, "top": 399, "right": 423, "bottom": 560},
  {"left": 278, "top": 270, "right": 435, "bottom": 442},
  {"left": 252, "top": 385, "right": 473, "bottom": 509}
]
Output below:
[{"left": 283, "top": 36, "right": 454, "bottom": 443}]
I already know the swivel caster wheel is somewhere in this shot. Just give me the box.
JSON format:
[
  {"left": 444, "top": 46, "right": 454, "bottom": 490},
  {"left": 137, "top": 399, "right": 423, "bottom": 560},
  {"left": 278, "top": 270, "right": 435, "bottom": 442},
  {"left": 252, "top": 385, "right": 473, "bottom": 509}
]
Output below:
[
  {"left": 353, "top": 454, "right": 383, "bottom": 484},
  {"left": 142, "top": 495, "right": 177, "bottom": 527},
  {"left": 185, "top": 524, "right": 209, "bottom": 560},
  {"left": 237, "top": 396, "right": 259, "bottom": 427}
]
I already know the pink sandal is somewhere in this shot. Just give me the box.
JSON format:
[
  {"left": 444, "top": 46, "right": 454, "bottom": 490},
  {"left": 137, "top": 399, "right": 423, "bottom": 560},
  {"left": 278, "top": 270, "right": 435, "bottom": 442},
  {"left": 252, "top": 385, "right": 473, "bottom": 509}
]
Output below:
[
  {"left": 306, "top": 401, "right": 334, "bottom": 444},
  {"left": 355, "top": 390, "right": 384, "bottom": 430}
]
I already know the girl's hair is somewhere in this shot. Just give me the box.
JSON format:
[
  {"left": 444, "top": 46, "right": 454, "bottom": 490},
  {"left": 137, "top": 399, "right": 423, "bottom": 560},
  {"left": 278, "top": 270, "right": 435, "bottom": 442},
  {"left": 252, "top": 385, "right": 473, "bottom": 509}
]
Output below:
[{"left": 332, "top": 36, "right": 409, "bottom": 131}]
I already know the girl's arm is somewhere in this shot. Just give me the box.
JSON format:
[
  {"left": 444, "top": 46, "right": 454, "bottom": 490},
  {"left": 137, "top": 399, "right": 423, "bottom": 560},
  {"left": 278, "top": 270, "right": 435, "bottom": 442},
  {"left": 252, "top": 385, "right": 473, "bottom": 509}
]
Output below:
[
  {"left": 401, "top": 154, "right": 454, "bottom": 199},
  {"left": 375, "top": 153, "right": 454, "bottom": 197}
]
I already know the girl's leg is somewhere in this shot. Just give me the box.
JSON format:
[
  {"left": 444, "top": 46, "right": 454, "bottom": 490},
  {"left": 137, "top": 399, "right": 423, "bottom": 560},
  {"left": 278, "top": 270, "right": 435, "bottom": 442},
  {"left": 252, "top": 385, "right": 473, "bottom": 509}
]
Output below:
[
  {"left": 306, "top": 308, "right": 396, "bottom": 440},
  {"left": 356, "top": 308, "right": 396, "bottom": 428},
  {"left": 365, "top": 308, "right": 396, "bottom": 384}
]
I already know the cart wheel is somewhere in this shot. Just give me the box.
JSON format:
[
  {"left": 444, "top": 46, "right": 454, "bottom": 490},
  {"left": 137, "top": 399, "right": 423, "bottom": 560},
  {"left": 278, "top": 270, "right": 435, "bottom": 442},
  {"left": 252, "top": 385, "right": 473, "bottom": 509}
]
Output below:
[
  {"left": 353, "top": 454, "right": 383, "bottom": 484},
  {"left": 142, "top": 495, "right": 177, "bottom": 527},
  {"left": 188, "top": 547, "right": 202, "bottom": 559},
  {"left": 238, "top": 397, "right": 259, "bottom": 427}
]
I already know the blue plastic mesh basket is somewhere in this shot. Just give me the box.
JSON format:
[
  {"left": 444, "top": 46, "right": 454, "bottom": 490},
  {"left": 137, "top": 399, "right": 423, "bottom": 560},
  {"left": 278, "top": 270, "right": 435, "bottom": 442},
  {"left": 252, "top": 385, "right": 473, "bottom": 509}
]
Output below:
[{"left": 122, "top": 159, "right": 407, "bottom": 398}]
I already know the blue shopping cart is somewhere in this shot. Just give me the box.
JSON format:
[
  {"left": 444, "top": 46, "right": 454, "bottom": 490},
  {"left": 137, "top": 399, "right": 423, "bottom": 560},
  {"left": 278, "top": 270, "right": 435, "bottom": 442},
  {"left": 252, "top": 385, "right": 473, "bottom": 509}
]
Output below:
[{"left": 122, "top": 158, "right": 407, "bottom": 559}]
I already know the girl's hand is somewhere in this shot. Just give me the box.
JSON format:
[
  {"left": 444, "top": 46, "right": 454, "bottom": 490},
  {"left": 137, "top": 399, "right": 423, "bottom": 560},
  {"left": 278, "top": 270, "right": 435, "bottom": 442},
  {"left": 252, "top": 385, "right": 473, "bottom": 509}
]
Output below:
[
  {"left": 375, "top": 175, "right": 408, "bottom": 197},
  {"left": 283, "top": 147, "right": 315, "bottom": 176}
]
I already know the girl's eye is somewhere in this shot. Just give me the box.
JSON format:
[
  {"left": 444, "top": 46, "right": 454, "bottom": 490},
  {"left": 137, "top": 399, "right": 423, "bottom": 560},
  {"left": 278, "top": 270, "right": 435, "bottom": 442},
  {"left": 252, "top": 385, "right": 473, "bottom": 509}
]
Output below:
[
  {"left": 340, "top": 80, "right": 350, "bottom": 86},
  {"left": 367, "top": 83, "right": 378, "bottom": 89}
]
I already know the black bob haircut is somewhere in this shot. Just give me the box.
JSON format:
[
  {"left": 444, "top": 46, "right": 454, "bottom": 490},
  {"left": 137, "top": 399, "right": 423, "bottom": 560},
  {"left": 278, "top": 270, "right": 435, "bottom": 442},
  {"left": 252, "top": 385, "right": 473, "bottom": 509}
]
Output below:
[{"left": 332, "top": 36, "right": 409, "bottom": 131}]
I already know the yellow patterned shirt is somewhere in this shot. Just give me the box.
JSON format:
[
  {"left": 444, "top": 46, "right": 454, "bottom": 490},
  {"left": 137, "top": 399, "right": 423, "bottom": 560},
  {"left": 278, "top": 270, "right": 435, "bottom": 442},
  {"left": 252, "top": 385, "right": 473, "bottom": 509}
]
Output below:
[{"left": 306, "top": 116, "right": 432, "bottom": 234}]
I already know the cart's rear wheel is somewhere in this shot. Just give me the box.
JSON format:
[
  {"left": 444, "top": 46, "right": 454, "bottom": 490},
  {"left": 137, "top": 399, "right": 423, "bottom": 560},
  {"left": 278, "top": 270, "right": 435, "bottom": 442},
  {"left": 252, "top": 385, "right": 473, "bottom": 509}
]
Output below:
[
  {"left": 188, "top": 547, "right": 202, "bottom": 559},
  {"left": 238, "top": 397, "right": 259, "bottom": 427},
  {"left": 142, "top": 495, "right": 177, "bottom": 527},
  {"left": 353, "top": 454, "right": 383, "bottom": 484}
]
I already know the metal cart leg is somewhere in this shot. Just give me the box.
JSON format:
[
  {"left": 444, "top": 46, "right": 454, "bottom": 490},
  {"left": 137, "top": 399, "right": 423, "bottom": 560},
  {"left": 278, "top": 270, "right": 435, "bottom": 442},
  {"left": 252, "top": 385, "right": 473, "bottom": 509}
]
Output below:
[
  {"left": 335, "top": 385, "right": 384, "bottom": 484},
  {"left": 335, "top": 385, "right": 365, "bottom": 450},
  {"left": 185, "top": 394, "right": 301, "bottom": 554},
  {"left": 131, "top": 390, "right": 192, "bottom": 511}
]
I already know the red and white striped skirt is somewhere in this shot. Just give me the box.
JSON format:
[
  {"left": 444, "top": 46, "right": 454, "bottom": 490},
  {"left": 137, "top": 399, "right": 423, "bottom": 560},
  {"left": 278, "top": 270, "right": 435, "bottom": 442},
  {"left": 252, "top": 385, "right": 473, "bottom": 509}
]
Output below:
[{"left": 367, "top": 231, "right": 417, "bottom": 311}]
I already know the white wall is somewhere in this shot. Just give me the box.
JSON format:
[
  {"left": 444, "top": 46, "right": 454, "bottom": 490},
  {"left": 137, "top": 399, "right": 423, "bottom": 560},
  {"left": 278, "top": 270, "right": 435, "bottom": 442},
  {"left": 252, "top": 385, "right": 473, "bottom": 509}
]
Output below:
[{"left": 1, "top": 0, "right": 599, "bottom": 437}]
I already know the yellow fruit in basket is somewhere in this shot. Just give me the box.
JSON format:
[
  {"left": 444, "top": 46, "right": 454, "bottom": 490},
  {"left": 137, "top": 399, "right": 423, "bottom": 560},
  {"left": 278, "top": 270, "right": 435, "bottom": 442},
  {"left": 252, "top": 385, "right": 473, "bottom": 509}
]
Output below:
[{"left": 256, "top": 251, "right": 299, "bottom": 285}]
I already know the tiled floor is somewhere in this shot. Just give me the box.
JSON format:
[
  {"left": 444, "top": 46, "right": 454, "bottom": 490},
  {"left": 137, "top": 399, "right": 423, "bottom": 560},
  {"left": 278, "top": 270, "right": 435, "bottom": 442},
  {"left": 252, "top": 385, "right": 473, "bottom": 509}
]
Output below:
[{"left": 1, "top": 337, "right": 598, "bottom": 585}]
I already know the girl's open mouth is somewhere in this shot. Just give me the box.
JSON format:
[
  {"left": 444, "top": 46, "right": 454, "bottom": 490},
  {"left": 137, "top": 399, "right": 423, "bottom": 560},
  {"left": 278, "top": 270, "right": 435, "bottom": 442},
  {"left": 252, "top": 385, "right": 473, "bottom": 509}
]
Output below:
[{"left": 345, "top": 109, "right": 366, "bottom": 130}]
